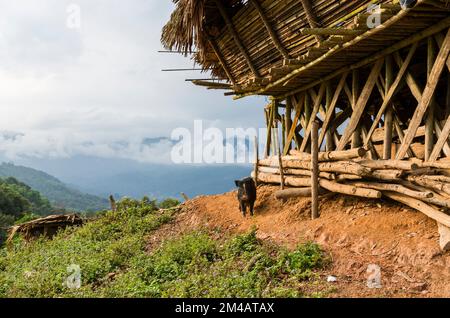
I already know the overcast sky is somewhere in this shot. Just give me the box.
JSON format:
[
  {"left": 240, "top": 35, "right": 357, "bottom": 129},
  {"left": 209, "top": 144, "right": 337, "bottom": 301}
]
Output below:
[{"left": 0, "top": 0, "right": 265, "bottom": 163}]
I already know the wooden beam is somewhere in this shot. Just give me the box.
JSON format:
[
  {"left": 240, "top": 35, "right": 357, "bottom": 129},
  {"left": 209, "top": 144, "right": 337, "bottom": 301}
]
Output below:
[
  {"left": 300, "top": 83, "right": 326, "bottom": 152},
  {"left": 384, "top": 55, "right": 394, "bottom": 159},
  {"left": 267, "top": 16, "right": 450, "bottom": 101},
  {"left": 299, "top": 28, "right": 362, "bottom": 36},
  {"left": 311, "top": 120, "right": 319, "bottom": 219},
  {"left": 426, "top": 37, "right": 437, "bottom": 161},
  {"left": 285, "top": 97, "right": 293, "bottom": 152},
  {"left": 351, "top": 69, "right": 362, "bottom": 148},
  {"left": 318, "top": 72, "right": 348, "bottom": 148},
  {"left": 337, "top": 59, "right": 384, "bottom": 150},
  {"left": 249, "top": 0, "right": 289, "bottom": 59},
  {"left": 213, "top": 0, "right": 260, "bottom": 78},
  {"left": 393, "top": 48, "right": 450, "bottom": 157},
  {"left": 396, "top": 28, "right": 450, "bottom": 159},
  {"left": 342, "top": 83, "right": 378, "bottom": 159},
  {"left": 325, "top": 82, "right": 334, "bottom": 151},
  {"left": 283, "top": 94, "right": 305, "bottom": 155},
  {"left": 365, "top": 43, "right": 418, "bottom": 146},
  {"left": 299, "top": 0, "right": 324, "bottom": 42},
  {"left": 434, "top": 32, "right": 450, "bottom": 72},
  {"left": 207, "top": 36, "right": 236, "bottom": 86},
  {"left": 430, "top": 116, "right": 450, "bottom": 161},
  {"left": 265, "top": 101, "right": 275, "bottom": 157},
  {"left": 447, "top": 73, "right": 450, "bottom": 117}
]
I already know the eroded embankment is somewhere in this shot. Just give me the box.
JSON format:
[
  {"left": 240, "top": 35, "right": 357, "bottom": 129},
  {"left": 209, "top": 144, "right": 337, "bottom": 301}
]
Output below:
[{"left": 147, "top": 186, "right": 450, "bottom": 298}]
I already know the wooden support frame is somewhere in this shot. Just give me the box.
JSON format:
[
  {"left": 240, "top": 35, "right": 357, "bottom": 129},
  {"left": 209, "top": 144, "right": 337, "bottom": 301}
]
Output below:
[
  {"left": 396, "top": 28, "right": 450, "bottom": 159},
  {"left": 300, "top": 83, "right": 326, "bottom": 152},
  {"left": 318, "top": 72, "right": 348, "bottom": 148},
  {"left": 383, "top": 55, "right": 394, "bottom": 160},
  {"left": 365, "top": 43, "right": 418, "bottom": 146},
  {"left": 283, "top": 94, "right": 306, "bottom": 155},
  {"left": 425, "top": 37, "right": 437, "bottom": 160},
  {"left": 337, "top": 59, "right": 384, "bottom": 151}
]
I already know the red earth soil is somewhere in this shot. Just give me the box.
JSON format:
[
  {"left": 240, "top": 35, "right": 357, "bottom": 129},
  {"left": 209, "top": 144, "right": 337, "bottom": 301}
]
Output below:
[{"left": 147, "top": 186, "right": 450, "bottom": 298}]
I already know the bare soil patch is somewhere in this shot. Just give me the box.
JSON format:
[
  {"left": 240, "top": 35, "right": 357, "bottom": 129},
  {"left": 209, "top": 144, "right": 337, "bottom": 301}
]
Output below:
[{"left": 147, "top": 186, "right": 450, "bottom": 298}]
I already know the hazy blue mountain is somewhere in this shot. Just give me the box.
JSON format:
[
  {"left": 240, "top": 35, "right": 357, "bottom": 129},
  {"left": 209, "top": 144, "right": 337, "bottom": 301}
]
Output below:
[
  {"left": 3, "top": 156, "right": 252, "bottom": 200},
  {"left": 0, "top": 162, "right": 109, "bottom": 212}
]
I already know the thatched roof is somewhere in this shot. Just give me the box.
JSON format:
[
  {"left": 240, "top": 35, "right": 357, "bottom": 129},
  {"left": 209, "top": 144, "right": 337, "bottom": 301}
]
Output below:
[
  {"left": 7, "top": 214, "right": 83, "bottom": 243},
  {"left": 161, "top": 0, "right": 245, "bottom": 78},
  {"left": 162, "top": 0, "right": 450, "bottom": 97}
]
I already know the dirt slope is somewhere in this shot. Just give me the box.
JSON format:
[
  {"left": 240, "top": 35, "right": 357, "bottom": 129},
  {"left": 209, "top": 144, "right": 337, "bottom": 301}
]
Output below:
[{"left": 148, "top": 186, "right": 450, "bottom": 298}]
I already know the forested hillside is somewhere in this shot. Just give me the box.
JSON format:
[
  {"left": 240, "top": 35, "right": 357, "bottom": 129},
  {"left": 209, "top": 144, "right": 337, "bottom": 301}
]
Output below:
[
  {"left": 0, "top": 176, "right": 54, "bottom": 244},
  {"left": 0, "top": 163, "right": 108, "bottom": 212}
]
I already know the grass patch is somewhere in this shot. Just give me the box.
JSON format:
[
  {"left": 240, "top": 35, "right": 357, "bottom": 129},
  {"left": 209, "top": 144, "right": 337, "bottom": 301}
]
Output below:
[{"left": 0, "top": 200, "right": 330, "bottom": 298}]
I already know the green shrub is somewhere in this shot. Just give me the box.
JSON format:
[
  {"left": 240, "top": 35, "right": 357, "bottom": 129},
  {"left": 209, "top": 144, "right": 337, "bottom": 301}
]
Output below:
[
  {"left": 224, "top": 226, "right": 259, "bottom": 257},
  {"left": 158, "top": 198, "right": 180, "bottom": 210},
  {"left": 0, "top": 204, "right": 328, "bottom": 298}
]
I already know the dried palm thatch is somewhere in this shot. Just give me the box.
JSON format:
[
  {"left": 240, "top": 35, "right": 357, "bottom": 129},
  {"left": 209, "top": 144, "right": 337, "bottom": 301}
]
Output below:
[
  {"left": 7, "top": 214, "right": 83, "bottom": 243},
  {"left": 161, "top": 0, "right": 244, "bottom": 78}
]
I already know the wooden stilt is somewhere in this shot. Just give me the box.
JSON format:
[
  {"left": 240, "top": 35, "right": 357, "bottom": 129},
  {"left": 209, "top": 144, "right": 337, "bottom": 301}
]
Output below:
[
  {"left": 425, "top": 37, "right": 436, "bottom": 161},
  {"left": 265, "top": 101, "right": 275, "bottom": 158},
  {"left": 253, "top": 135, "right": 259, "bottom": 186},
  {"left": 365, "top": 43, "right": 418, "bottom": 145},
  {"left": 338, "top": 59, "right": 384, "bottom": 151},
  {"left": 351, "top": 70, "right": 362, "bottom": 148},
  {"left": 318, "top": 73, "right": 348, "bottom": 148},
  {"left": 384, "top": 55, "right": 394, "bottom": 160},
  {"left": 311, "top": 120, "right": 319, "bottom": 219},
  {"left": 397, "top": 29, "right": 450, "bottom": 159},
  {"left": 447, "top": 73, "right": 450, "bottom": 117},
  {"left": 325, "top": 82, "right": 334, "bottom": 151},
  {"left": 300, "top": 83, "right": 326, "bottom": 152}
]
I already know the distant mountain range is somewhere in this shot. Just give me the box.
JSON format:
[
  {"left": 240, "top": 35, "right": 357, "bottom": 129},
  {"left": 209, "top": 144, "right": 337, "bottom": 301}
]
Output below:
[
  {"left": 0, "top": 157, "right": 253, "bottom": 209},
  {"left": 0, "top": 162, "right": 109, "bottom": 212}
]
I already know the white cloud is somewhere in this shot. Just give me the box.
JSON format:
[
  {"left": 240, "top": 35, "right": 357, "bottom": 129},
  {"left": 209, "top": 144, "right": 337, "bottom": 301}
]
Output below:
[{"left": 0, "top": 0, "right": 266, "bottom": 163}]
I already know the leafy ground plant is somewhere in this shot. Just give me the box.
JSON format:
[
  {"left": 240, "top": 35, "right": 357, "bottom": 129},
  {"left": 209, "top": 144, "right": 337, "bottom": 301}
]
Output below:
[{"left": 0, "top": 199, "right": 330, "bottom": 298}]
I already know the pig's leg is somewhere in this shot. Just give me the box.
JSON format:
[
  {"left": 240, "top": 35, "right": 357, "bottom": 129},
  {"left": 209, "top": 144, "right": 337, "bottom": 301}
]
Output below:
[
  {"left": 250, "top": 201, "right": 255, "bottom": 216},
  {"left": 240, "top": 202, "right": 246, "bottom": 217}
]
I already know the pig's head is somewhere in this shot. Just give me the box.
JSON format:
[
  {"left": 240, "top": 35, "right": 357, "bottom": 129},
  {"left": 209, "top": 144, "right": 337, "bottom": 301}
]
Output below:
[{"left": 235, "top": 179, "right": 250, "bottom": 200}]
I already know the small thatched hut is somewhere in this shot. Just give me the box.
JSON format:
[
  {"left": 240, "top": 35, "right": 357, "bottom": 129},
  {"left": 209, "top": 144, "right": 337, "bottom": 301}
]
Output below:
[{"left": 7, "top": 214, "right": 83, "bottom": 243}]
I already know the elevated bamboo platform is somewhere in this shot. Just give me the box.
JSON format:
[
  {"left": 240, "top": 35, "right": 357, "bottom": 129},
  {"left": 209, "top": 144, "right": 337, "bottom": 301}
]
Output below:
[{"left": 163, "top": 0, "right": 450, "bottom": 250}]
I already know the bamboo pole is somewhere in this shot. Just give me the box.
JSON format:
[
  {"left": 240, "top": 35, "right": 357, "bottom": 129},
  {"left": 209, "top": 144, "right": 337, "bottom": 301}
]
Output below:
[
  {"left": 397, "top": 28, "right": 450, "bottom": 159},
  {"left": 290, "top": 148, "right": 367, "bottom": 161},
  {"left": 258, "top": 166, "right": 335, "bottom": 180},
  {"left": 249, "top": 0, "right": 289, "bottom": 59},
  {"left": 299, "top": 0, "right": 324, "bottom": 42},
  {"left": 338, "top": 59, "right": 384, "bottom": 150},
  {"left": 425, "top": 37, "right": 436, "bottom": 161},
  {"left": 253, "top": 135, "right": 259, "bottom": 186},
  {"left": 384, "top": 192, "right": 450, "bottom": 228},
  {"left": 384, "top": 55, "right": 394, "bottom": 160},
  {"left": 351, "top": 69, "right": 362, "bottom": 149},
  {"left": 213, "top": 0, "right": 260, "bottom": 78},
  {"left": 275, "top": 188, "right": 314, "bottom": 200},
  {"left": 311, "top": 121, "right": 319, "bottom": 219}
]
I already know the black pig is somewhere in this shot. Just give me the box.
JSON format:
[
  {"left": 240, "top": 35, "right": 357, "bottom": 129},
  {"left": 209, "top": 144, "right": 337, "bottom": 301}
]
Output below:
[{"left": 235, "top": 177, "right": 257, "bottom": 217}]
